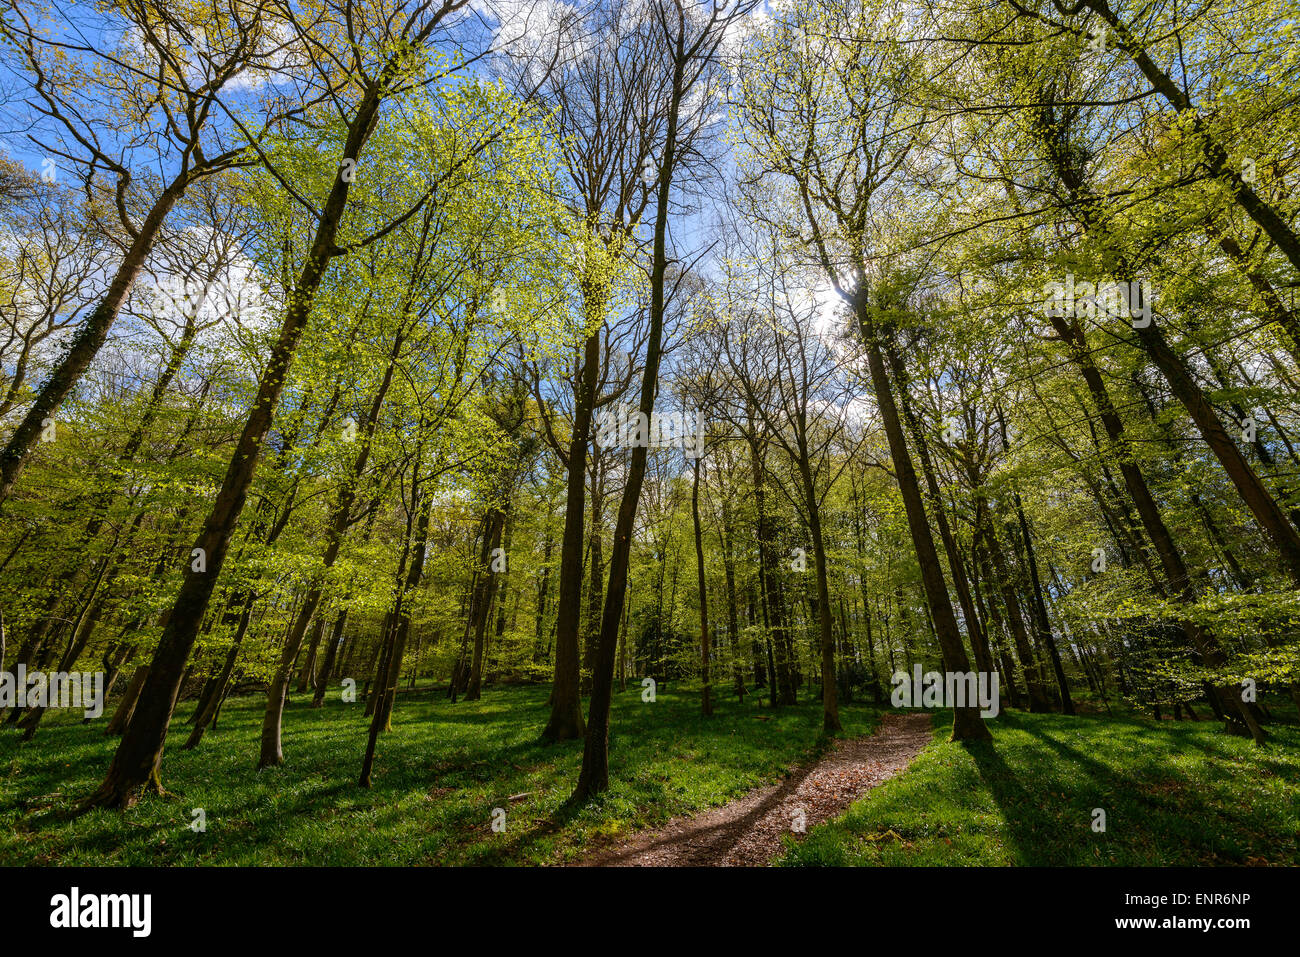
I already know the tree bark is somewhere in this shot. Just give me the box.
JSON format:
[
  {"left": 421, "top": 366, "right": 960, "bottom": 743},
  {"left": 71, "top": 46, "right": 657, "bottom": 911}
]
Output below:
[
  {"left": 855, "top": 306, "right": 988, "bottom": 740},
  {"left": 0, "top": 184, "right": 183, "bottom": 506},
  {"left": 540, "top": 327, "right": 599, "bottom": 742},
  {"left": 79, "top": 81, "right": 392, "bottom": 808},
  {"left": 692, "top": 457, "right": 713, "bottom": 716}
]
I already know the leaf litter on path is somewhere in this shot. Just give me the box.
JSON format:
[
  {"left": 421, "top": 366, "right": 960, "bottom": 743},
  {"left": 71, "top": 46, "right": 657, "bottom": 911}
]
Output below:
[{"left": 575, "top": 712, "right": 932, "bottom": 866}]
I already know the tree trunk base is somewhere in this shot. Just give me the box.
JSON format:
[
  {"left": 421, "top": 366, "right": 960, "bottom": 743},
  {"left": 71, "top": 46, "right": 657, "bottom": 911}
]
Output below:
[
  {"left": 950, "top": 707, "right": 991, "bottom": 742},
  {"left": 79, "top": 767, "right": 164, "bottom": 812},
  {"left": 569, "top": 766, "right": 607, "bottom": 805},
  {"left": 540, "top": 710, "right": 585, "bottom": 743}
]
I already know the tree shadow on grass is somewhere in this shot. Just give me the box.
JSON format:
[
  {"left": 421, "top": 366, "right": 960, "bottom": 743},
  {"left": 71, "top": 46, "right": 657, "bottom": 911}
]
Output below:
[
  {"left": 962, "top": 713, "right": 1169, "bottom": 864},
  {"left": 959, "top": 737, "right": 1051, "bottom": 865},
  {"left": 1013, "top": 717, "right": 1276, "bottom": 863}
]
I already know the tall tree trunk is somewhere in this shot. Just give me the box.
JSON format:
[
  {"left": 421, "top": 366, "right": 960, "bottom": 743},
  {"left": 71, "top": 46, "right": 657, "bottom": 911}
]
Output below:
[
  {"left": 885, "top": 335, "right": 996, "bottom": 677},
  {"left": 856, "top": 311, "right": 989, "bottom": 740},
  {"left": 78, "top": 90, "right": 396, "bottom": 808},
  {"left": 311, "top": 608, "right": 350, "bottom": 708},
  {"left": 573, "top": 47, "right": 688, "bottom": 800},
  {"left": 540, "top": 327, "right": 600, "bottom": 743},
  {"left": 748, "top": 430, "right": 795, "bottom": 704},
  {"left": 466, "top": 508, "right": 506, "bottom": 701},
  {"left": 534, "top": 516, "right": 554, "bottom": 663},
  {"left": 360, "top": 458, "right": 433, "bottom": 786},
  {"left": 692, "top": 457, "right": 713, "bottom": 716},
  {"left": 580, "top": 465, "right": 605, "bottom": 693},
  {"left": 794, "top": 451, "right": 840, "bottom": 731},
  {"left": 183, "top": 595, "right": 255, "bottom": 749},
  {"left": 975, "top": 503, "right": 1052, "bottom": 713},
  {"left": 719, "top": 496, "right": 745, "bottom": 699}
]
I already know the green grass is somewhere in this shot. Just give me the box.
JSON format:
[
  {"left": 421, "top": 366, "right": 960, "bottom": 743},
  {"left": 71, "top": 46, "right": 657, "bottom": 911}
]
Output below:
[
  {"left": 0, "top": 682, "right": 881, "bottom": 865},
  {"left": 779, "top": 705, "right": 1300, "bottom": 866},
  {"left": 7, "top": 685, "right": 1297, "bottom": 867}
]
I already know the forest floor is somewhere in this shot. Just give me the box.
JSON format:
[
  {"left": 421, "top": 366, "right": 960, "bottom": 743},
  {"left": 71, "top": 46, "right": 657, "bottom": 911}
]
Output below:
[
  {"left": 781, "top": 705, "right": 1300, "bottom": 866},
  {"left": 2, "top": 684, "right": 1297, "bottom": 865},
  {"left": 0, "top": 682, "right": 886, "bottom": 865},
  {"left": 578, "top": 711, "right": 931, "bottom": 865}
]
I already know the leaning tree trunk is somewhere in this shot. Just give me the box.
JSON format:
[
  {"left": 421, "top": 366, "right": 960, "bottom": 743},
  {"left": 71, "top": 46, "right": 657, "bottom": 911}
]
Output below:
[
  {"left": 885, "top": 337, "right": 997, "bottom": 679},
  {"left": 311, "top": 608, "right": 350, "bottom": 708},
  {"left": 856, "top": 310, "right": 989, "bottom": 741},
  {"left": 1082, "top": 0, "right": 1300, "bottom": 274},
  {"left": 0, "top": 184, "right": 183, "bottom": 507},
  {"left": 258, "top": 325, "right": 403, "bottom": 769},
  {"left": 79, "top": 89, "right": 388, "bottom": 809},
  {"left": 183, "top": 596, "right": 255, "bottom": 749},
  {"left": 104, "top": 666, "right": 149, "bottom": 737},
  {"left": 296, "top": 616, "right": 326, "bottom": 694}
]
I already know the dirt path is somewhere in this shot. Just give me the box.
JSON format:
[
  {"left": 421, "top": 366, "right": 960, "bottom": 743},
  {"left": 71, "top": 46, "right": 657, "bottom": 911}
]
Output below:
[{"left": 578, "top": 712, "right": 933, "bottom": 867}]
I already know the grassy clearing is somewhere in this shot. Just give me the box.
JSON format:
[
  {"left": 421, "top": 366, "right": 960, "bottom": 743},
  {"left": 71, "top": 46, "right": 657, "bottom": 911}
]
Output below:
[
  {"left": 779, "top": 704, "right": 1300, "bottom": 866},
  {"left": 0, "top": 682, "right": 881, "bottom": 865}
]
